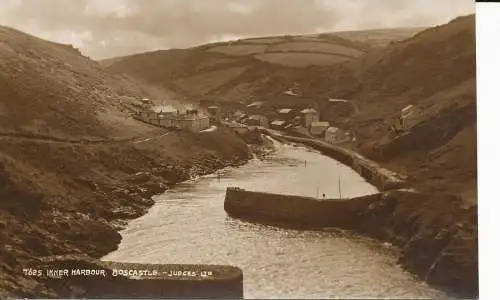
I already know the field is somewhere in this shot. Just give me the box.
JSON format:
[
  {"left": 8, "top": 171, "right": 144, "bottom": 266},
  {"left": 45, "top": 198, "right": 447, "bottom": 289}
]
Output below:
[
  {"left": 329, "top": 27, "right": 426, "bottom": 47},
  {"left": 238, "top": 37, "right": 287, "bottom": 44},
  {"left": 195, "top": 57, "right": 236, "bottom": 71},
  {"left": 254, "top": 52, "right": 351, "bottom": 67},
  {"left": 207, "top": 44, "right": 269, "bottom": 56},
  {"left": 267, "top": 42, "right": 364, "bottom": 57}
]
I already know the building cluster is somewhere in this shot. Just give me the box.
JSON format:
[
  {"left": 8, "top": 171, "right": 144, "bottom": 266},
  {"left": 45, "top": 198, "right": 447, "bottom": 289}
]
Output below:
[
  {"left": 266, "top": 107, "right": 321, "bottom": 131},
  {"left": 219, "top": 103, "right": 351, "bottom": 144},
  {"left": 268, "top": 107, "right": 347, "bottom": 143},
  {"left": 170, "top": 100, "right": 350, "bottom": 143},
  {"left": 207, "top": 106, "right": 222, "bottom": 122},
  {"left": 135, "top": 103, "right": 210, "bottom": 133}
]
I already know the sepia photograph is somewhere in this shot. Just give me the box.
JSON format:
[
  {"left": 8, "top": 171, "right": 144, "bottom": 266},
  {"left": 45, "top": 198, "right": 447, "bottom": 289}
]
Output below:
[{"left": 0, "top": 0, "right": 484, "bottom": 299}]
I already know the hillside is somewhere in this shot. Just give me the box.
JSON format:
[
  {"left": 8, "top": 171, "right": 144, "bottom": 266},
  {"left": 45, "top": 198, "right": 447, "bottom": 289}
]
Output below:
[
  {"left": 0, "top": 26, "right": 250, "bottom": 297},
  {"left": 295, "top": 15, "right": 476, "bottom": 199},
  {"left": 104, "top": 27, "right": 420, "bottom": 102},
  {"left": 105, "top": 16, "right": 476, "bottom": 200}
]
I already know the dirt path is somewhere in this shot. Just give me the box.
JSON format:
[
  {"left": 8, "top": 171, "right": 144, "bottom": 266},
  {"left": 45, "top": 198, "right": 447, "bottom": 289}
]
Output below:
[
  {"left": 133, "top": 132, "right": 170, "bottom": 144},
  {"left": 0, "top": 130, "right": 171, "bottom": 145}
]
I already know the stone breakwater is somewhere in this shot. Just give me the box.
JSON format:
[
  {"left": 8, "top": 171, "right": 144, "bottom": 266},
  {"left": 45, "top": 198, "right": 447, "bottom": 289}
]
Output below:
[
  {"left": 224, "top": 188, "right": 379, "bottom": 228},
  {"left": 227, "top": 130, "right": 478, "bottom": 298},
  {"left": 26, "top": 255, "right": 243, "bottom": 299}
]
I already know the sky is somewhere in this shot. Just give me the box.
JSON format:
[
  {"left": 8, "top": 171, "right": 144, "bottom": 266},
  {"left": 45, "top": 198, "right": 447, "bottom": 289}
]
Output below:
[{"left": 0, "top": 0, "right": 475, "bottom": 59}]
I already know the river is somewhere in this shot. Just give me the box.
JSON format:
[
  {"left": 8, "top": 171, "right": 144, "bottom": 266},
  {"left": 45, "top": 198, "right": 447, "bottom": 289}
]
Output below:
[{"left": 103, "top": 140, "right": 449, "bottom": 299}]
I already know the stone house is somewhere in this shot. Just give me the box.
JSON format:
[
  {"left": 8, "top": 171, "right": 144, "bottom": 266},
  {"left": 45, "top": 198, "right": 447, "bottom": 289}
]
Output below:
[
  {"left": 246, "top": 115, "right": 268, "bottom": 127},
  {"left": 325, "top": 127, "right": 348, "bottom": 143},
  {"left": 310, "top": 121, "right": 330, "bottom": 136},
  {"left": 277, "top": 108, "right": 295, "bottom": 122},
  {"left": 270, "top": 120, "right": 286, "bottom": 130},
  {"left": 300, "top": 108, "right": 319, "bottom": 128}
]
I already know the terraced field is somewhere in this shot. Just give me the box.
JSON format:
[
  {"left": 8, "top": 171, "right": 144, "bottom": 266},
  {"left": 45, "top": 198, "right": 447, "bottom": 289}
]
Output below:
[{"left": 205, "top": 35, "right": 367, "bottom": 67}]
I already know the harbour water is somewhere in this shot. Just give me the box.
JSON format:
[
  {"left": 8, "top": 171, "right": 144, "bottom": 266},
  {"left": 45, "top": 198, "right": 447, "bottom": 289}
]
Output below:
[{"left": 104, "top": 141, "right": 448, "bottom": 299}]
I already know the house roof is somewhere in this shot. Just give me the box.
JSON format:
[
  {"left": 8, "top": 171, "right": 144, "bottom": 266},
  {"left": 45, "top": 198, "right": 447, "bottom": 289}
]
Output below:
[
  {"left": 328, "top": 98, "right": 348, "bottom": 103},
  {"left": 175, "top": 114, "right": 209, "bottom": 121},
  {"left": 278, "top": 108, "right": 293, "bottom": 114},
  {"left": 401, "top": 105, "right": 414, "bottom": 113},
  {"left": 311, "top": 121, "right": 330, "bottom": 127},
  {"left": 326, "top": 126, "right": 339, "bottom": 133},
  {"left": 271, "top": 120, "right": 286, "bottom": 126},
  {"left": 247, "top": 101, "right": 262, "bottom": 107},
  {"left": 401, "top": 105, "right": 420, "bottom": 120},
  {"left": 228, "top": 122, "right": 246, "bottom": 128},
  {"left": 301, "top": 108, "right": 317, "bottom": 114},
  {"left": 248, "top": 115, "right": 264, "bottom": 120},
  {"left": 152, "top": 105, "right": 176, "bottom": 113}
]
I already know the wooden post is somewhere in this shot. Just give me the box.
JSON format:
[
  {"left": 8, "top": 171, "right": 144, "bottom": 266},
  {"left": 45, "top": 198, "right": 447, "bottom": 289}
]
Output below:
[{"left": 338, "top": 176, "right": 342, "bottom": 199}]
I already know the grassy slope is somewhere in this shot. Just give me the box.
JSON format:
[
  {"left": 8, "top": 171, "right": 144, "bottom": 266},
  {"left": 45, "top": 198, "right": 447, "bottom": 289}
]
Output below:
[
  {"left": 327, "top": 27, "right": 427, "bottom": 47},
  {"left": 102, "top": 27, "right": 424, "bottom": 103},
  {"left": 303, "top": 15, "right": 476, "bottom": 198},
  {"left": 0, "top": 26, "right": 250, "bottom": 297},
  {"left": 288, "top": 18, "right": 477, "bottom": 296},
  {"left": 103, "top": 31, "right": 380, "bottom": 102}
]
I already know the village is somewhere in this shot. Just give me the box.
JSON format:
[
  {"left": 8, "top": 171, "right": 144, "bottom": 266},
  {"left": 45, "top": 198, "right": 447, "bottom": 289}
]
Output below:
[
  {"left": 131, "top": 97, "right": 348, "bottom": 143},
  {"left": 132, "top": 97, "right": 211, "bottom": 133},
  {"left": 223, "top": 105, "right": 351, "bottom": 144},
  {"left": 132, "top": 95, "right": 421, "bottom": 145}
]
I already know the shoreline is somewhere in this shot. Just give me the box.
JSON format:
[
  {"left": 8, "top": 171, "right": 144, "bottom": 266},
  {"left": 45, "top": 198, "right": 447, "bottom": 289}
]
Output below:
[
  {"left": 0, "top": 128, "right": 255, "bottom": 298},
  {"left": 253, "top": 130, "right": 477, "bottom": 298},
  {"left": 1, "top": 128, "right": 476, "bottom": 298}
]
